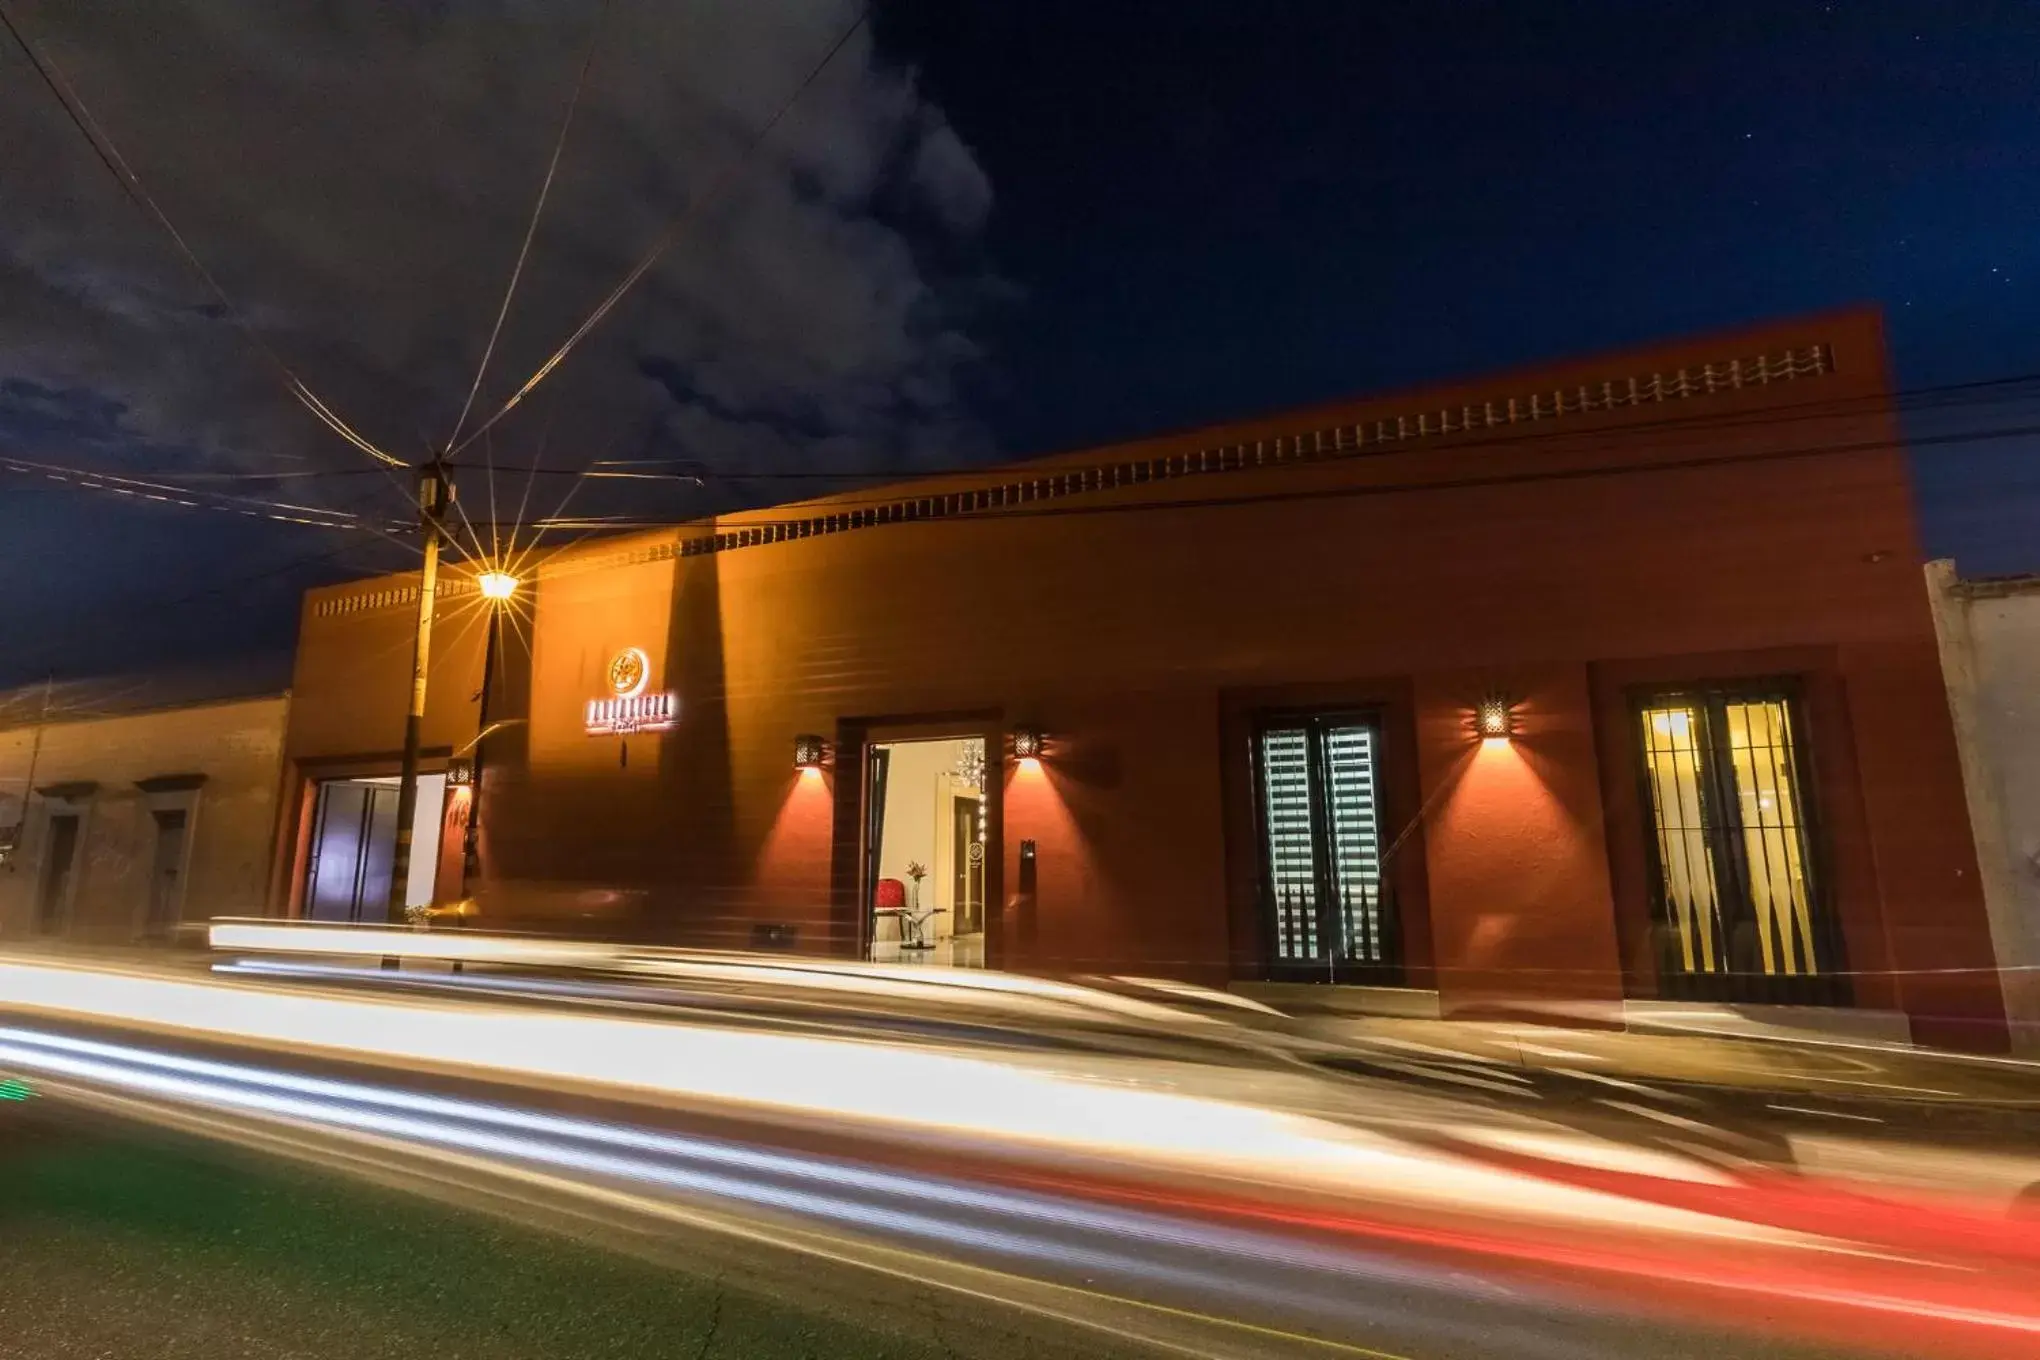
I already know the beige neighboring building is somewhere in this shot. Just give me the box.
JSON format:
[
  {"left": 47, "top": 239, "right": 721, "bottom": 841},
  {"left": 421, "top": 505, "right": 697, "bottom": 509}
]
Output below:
[
  {"left": 1926, "top": 561, "right": 2040, "bottom": 1053},
  {"left": 0, "top": 680, "right": 290, "bottom": 944}
]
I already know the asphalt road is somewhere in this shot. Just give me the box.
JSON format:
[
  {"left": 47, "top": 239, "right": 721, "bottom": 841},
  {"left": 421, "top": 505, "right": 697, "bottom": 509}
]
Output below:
[
  {"left": 1, "top": 1078, "right": 1869, "bottom": 1360},
  {"left": 5, "top": 947, "right": 2037, "bottom": 1359},
  {"left": 0, "top": 1101, "right": 1061, "bottom": 1360}
]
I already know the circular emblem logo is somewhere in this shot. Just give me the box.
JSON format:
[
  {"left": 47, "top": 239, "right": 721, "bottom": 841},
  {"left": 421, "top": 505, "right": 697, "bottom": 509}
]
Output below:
[{"left": 607, "top": 647, "right": 649, "bottom": 698}]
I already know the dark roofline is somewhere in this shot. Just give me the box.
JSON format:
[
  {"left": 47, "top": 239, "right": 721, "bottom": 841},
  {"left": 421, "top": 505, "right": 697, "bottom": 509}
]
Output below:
[{"left": 0, "top": 662, "right": 291, "bottom": 733}]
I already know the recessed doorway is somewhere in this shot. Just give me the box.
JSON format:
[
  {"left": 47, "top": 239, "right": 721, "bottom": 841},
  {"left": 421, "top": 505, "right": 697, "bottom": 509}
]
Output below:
[
  {"left": 863, "top": 736, "right": 987, "bottom": 967},
  {"left": 302, "top": 773, "right": 447, "bottom": 923},
  {"left": 35, "top": 813, "right": 81, "bottom": 934},
  {"left": 143, "top": 808, "right": 191, "bottom": 940}
]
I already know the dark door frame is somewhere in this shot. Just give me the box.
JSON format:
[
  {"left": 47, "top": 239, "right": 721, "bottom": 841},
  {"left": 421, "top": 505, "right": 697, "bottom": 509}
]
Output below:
[
  {"left": 278, "top": 752, "right": 453, "bottom": 919},
  {"left": 831, "top": 712, "right": 1004, "bottom": 968},
  {"left": 35, "top": 810, "right": 83, "bottom": 934},
  {"left": 135, "top": 775, "right": 205, "bottom": 941},
  {"left": 144, "top": 808, "right": 191, "bottom": 939}
]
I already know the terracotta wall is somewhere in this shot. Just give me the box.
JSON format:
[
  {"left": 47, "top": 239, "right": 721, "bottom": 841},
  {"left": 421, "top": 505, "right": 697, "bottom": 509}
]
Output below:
[
  {"left": 1416, "top": 666, "right": 1624, "bottom": 1019},
  {"left": 285, "top": 579, "right": 491, "bottom": 763},
  {"left": 277, "top": 307, "right": 2008, "bottom": 1045}
]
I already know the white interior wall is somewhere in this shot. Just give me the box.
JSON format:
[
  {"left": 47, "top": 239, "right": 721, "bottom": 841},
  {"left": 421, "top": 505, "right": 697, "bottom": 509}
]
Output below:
[
  {"left": 408, "top": 775, "right": 446, "bottom": 909},
  {"left": 357, "top": 773, "right": 448, "bottom": 910},
  {"left": 876, "top": 739, "right": 968, "bottom": 941}
]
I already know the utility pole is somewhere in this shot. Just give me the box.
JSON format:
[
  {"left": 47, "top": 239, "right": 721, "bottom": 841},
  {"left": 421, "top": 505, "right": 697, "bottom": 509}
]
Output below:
[
  {"left": 386, "top": 460, "right": 453, "bottom": 927},
  {"left": 1, "top": 674, "right": 53, "bottom": 871},
  {"left": 460, "top": 602, "right": 504, "bottom": 899}
]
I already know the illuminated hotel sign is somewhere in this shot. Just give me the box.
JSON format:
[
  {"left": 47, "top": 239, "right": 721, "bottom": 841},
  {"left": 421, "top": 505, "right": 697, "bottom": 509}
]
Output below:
[
  {"left": 586, "top": 647, "right": 678, "bottom": 735},
  {"left": 586, "top": 691, "right": 677, "bottom": 734}
]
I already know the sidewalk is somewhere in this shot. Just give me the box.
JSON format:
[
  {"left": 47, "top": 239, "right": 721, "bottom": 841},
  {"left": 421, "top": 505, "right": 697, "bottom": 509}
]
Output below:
[{"left": 1284, "top": 1011, "right": 2040, "bottom": 1109}]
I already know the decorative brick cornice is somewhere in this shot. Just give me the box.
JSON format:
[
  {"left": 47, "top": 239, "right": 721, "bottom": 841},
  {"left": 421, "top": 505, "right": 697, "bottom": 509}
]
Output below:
[
  {"left": 672, "top": 342, "right": 1835, "bottom": 560},
  {"left": 427, "top": 341, "right": 1840, "bottom": 589},
  {"left": 310, "top": 575, "right": 482, "bottom": 619}
]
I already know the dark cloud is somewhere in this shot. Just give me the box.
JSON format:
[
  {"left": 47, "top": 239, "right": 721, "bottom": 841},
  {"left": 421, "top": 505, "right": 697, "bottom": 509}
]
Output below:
[{"left": 0, "top": 0, "right": 998, "bottom": 501}]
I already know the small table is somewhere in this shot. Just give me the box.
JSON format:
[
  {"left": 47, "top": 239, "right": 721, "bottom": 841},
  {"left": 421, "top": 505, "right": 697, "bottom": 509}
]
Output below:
[{"left": 898, "top": 906, "right": 948, "bottom": 951}]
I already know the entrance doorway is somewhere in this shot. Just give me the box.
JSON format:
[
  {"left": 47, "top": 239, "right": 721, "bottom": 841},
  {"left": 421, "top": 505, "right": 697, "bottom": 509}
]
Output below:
[
  {"left": 863, "top": 736, "right": 987, "bottom": 967},
  {"left": 302, "top": 774, "right": 447, "bottom": 923},
  {"left": 143, "top": 808, "right": 191, "bottom": 940},
  {"left": 36, "top": 813, "right": 80, "bottom": 933}
]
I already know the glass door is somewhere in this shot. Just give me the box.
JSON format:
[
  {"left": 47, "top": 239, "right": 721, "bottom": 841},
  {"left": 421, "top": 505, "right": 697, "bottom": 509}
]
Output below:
[{"left": 1635, "top": 686, "right": 1845, "bottom": 1004}]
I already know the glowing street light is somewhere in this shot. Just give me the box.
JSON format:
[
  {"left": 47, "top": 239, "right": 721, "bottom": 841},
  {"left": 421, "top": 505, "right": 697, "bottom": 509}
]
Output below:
[{"left": 462, "top": 566, "right": 523, "bottom": 910}]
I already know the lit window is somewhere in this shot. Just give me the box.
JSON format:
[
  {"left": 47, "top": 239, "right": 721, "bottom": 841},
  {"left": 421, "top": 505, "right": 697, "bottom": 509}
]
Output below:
[{"left": 1636, "top": 687, "right": 1840, "bottom": 1001}]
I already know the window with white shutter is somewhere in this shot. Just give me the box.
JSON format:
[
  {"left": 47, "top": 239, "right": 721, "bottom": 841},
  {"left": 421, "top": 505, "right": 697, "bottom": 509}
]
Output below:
[{"left": 1251, "top": 715, "right": 1397, "bottom": 980}]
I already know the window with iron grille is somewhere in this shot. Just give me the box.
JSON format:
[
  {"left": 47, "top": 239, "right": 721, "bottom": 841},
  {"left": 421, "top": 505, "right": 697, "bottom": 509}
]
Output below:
[
  {"left": 1633, "top": 684, "right": 1846, "bottom": 1005},
  {"left": 1251, "top": 715, "right": 1397, "bottom": 980}
]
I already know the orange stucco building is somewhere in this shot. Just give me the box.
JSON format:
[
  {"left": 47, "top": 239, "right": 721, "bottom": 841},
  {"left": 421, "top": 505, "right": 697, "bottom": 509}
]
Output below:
[{"left": 274, "top": 307, "right": 2009, "bottom": 1049}]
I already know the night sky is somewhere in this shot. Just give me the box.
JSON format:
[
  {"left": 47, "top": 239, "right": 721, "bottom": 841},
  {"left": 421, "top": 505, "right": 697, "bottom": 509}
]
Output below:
[{"left": 3, "top": 1, "right": 2037, "bottom": 693}]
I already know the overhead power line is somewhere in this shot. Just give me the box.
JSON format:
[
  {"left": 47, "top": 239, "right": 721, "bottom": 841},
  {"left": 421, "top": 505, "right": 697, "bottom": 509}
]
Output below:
[
  {"left": 449, "top": 6, "right": 871, "bottom": 457},
  {"left": 448, "top": 410, "right": 2040, "bottom": 541},
  {"left": 0, "top": 1, "right": 405, "bottom": 471},
  {"left": 444, "top": 0, "right": 611, "bottom": 455},
  {"left": 23, "top": 376, "right": 2015, "bottom": 698},
  {"left": 419, "top": 367, "right": 2040, "bottom": 559},
  {"left": 22, "top": 364, "right": 2029, "bottom": 553},
  {"left": 97, "top": 466, "right": 392, "bottom": 485},
  {"left": 547, "top": 367, "right": 2040, "bottom": 514},
  {"left": 0, "top": 454, "right": 407, "bottom": 533},
  {"left": 0, "top": 534, "right": 390, "bottom": 691}
]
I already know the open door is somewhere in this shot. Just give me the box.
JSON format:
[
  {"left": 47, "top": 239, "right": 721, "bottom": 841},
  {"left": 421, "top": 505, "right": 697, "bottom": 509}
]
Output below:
[
  {"left": 862, "top": 736, "right": 986, "bottom": 967},
  {"left": 951, "top": 794, "right": 984, "bottom": 934},
  {"left": 862, "top": 745, "right": 891, "bottom": 953}
]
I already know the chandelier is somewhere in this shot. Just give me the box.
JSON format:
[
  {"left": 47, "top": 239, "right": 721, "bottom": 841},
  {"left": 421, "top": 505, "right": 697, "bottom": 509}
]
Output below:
[{"left": 953, "top": 736, "right": 986, "bottom": 790}]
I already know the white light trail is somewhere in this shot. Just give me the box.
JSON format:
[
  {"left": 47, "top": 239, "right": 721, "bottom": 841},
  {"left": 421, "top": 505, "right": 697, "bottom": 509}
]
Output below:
[
  {"left": 0, "top": 955, "right": 1797, "bottom": 1245},
  {"left": 206, "top": 920, "right": 1204, "bottom": 1029}
]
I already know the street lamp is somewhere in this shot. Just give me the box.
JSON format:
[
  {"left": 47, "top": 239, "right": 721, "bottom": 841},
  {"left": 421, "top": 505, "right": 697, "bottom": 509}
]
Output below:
[{"left": 461, "top": 565, "right": 522, "bottom": 903}]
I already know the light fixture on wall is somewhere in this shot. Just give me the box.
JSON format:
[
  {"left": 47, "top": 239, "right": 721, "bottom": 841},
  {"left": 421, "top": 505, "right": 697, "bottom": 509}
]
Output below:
[
  {"left": 477, "top": 569, "right": 521, "bottom": 601},
  {"left": 1011, "top": 727, "right": 1045, "bottom": 760},
  {"left": 1475, "top": 693, "right": 1516, "bottom": 741},
  {"left": 793, "top": 734, "right": 828, "bottom": 770}
]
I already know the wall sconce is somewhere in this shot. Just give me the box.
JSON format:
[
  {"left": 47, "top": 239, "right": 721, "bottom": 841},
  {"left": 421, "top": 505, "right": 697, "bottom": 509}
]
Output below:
[
  {"left": 445, "top": 757, "right": 475, "bottom": 788},
  {"left": 793, "top": 733, "right": 828, "bottom": 770},
  {"left": 1011, "top": 727, "right": 1045, "bottom": 760},
  {"left": 1475, "top": 693, "right": 1517, "bottom": 741}
]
